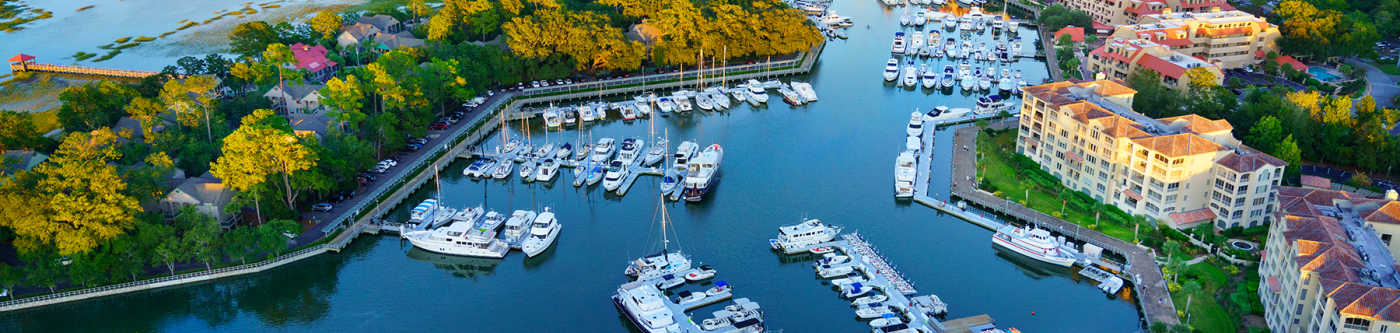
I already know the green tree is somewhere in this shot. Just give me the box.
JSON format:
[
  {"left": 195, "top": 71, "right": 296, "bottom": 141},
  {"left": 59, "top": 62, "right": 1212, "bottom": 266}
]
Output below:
[
  {"left": 176, "top": 206, "right": 223, "bottom": 270},
  {"left": 320, "top": 75, "right": 367, "bottom": 131},
  {"left": 22, "top": 250, "right": 64, "bottom": 293},
  {"left": 0, "top": 129, "right": 141, "bottom": 256},
  {"left": 150, "top": 222, "right": 185, "bottom": 275},
  {"left": 309, "top": 11, "right": 343, "bottom": 40},
  {"left": 57, "top": 81, "right": 138, "bottom": 133},
  {"left": 67, "top": 248, "right": 114, "bottom": 287},
  {"left": 1163, "top": 240, "right": 1181, "bottom": 262},
  {"left": 257, "top": 219, "right": 300, "bottom": 256},
  {"left": 0, "top": 110, "right": 48, "bottom": 151},
  {"left": 209, "top": 109, "right": 321, "bottom": 216},
  {"left": 1184, "top": 67, "right": 1218, "bottom": 91},
  {"left": 1276, "top": 134, "right": 1303, "bottom": 180},
  {"left": 1247, "top": 116, "right": 1283, "bottom": 153},
  {"left": 262, "top": 43, "right": 298, "bottom": 87},
  {"left": 0, "top": 264, "right": 21, "bottom": 299},
  {"left": 124, "top": 97, "right": 165, "bottom": 140},
  {"left": 229, "top": 21, "right": 281, "bottom": 58},
  {"left": 225, "top": 226, "right": 260, "bottom": 265}
]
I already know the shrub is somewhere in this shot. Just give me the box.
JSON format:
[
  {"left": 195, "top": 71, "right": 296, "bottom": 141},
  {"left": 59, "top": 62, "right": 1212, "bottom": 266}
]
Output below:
[
  {"left": 1162, "top": 226, "right": 1191, "bottom": 242},
  {"left": 1224, "top": 265, "right": 1241, "bottom": 276},
  {"left": 1052, "top": 211, "right": 1064, "bottom": 218},
  {"left": 1018, "top": 200, "right": 1027, "bottom": 206}
]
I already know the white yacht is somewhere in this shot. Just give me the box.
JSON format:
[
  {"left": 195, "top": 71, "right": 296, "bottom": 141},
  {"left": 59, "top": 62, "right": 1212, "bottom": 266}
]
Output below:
[
  {"left": 694, "top": 93, "right": 714, "bottom": 111},
  {"left": 883, "top": 58, "right": 900, "bottom": 81},
  {"left": 890, "top": 32, "right": 906, "bottom": 54},
  {"left": 940, "top": 65, "right": 956, "bottom": 88},
  {"left": 975, "top": 95, "right": 1011, "bottom": 115},
  {"left": 491, "top": 162, "right": 512, "bottom": 179},
  {"left": 543, "top": 108, "right": 562, "bottom": 128},
  {"left": 778, "top": 85, "right": 803, "bottom": 105},
  {"left": 901, "top": 60, "right": 917, "bottom": 87},
  {"left": 961, "top": 73, "right": 976, "bottom": 91},
  {"left": 535, "top": 158, "right": 560, "bottom": 182},
  {"left": 463, "top": 159, "right": 496, "bottom": 178},
  {"left": 518, "top": 160, "right": 537, "bottom": 181},
  {"left": 402, "top": 216, "right": 510, "bottom": 258},
  {"left": 561, "top": 109, "right": 576, "bottom": 125},
  {"left": 895, "top": 152, "right": 917, "bottom": 198},
  {"left": 681, "top": 144, "right": 723, "bottom": 202},
  {"left": 672, "top": 92, "right": 693, "bottom": 112},
  {"left": 921, "top": 66, "right": 938, "bottom": 89},
  {"left": 579, "top": 104, "right": 596, "bottom": 122},
  {"left": 603, "top": 160, "right": 631, "bottom": 191},
  {"left": 672, "top": 141, "right": 698, "bottom": 171},
  {"left": 521, "top": 208, "right": 560, "bottom": 257},
  {"left": 643, "top": 138, "right": 667, "bottom": 166},
  {"left": 942, "top": 15, "right": 957, "bottom": 29},
  {"left": 769, "top": 219, "right": 844, "bottom": 251},
  {"left": 406, "top": 199, "right": 438, "bottom": 229},
  {"left": 656, "top": 97, "right": 674, "bottom": 113},
  {"left": 707, "top": 88, "right": 733, "bottom": 108},
  {"left": 910, "top": 31, "right": 924, "bottom": 54},
  {"left": 613, "top": 281, "right": 679, "bottom": 333},
  {"left": 621, "top": 104, "right": 637, "bottom": 120},
  {"left": 791, "top": 82, "right": 817, "bottom": 102},
  {"left": 913, "top": 11, "right": 927, "bottom": 26},
  {"left": 592, "top": 138, "right": 616, "bottom": 163},
  {"left": 978, "top": 75, "right": 992, "bottom": 91},
  {"left": 616, "top": 138, "right": 645, "bottom": 165},
  {"left": 626, "top": 249, "right": 693, "bottom": 282},
  {"left": 992, "top": 225, "right": 1076, "bottom": 267},
  {"left": 907, "top": 111, "right": 924, "bottom": 137},
  {"left": 502, "top": 210, "right": 537, "bottom": 248},
  {"left": 999, "top": 77, "right": 1013, "bottom": 92},
  {"left": 532, "top": 143, "right": 554, "bottom": 159},
  {"left": 745, "top": 80, "right": 768, "bottom": 105}
]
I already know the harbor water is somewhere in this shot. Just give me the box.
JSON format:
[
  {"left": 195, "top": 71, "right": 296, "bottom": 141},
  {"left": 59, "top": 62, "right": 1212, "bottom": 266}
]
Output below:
[{"left": 0, "top": 2, "right": 1144, "bottom": 333}]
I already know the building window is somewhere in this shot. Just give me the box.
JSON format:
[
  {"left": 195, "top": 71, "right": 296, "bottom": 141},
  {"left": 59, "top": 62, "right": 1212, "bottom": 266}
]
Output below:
[
  {"left": 1253, "top": 198, "right": 1265, "bottom": 206},
  {"left": 1384, "top": 234, "right": 1392, "bottom": 246},
  {"left": 1346, "top": 318, "right": 1372, "bottom": 330},
  {"left": 1167, "top": 182, "right": 1180, "bottom": 192}
]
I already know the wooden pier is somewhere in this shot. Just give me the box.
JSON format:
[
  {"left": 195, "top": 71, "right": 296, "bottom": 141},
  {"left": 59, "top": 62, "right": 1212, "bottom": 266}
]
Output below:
[{"left": 9, "top": 54, "right": 159, "bottom": 79}]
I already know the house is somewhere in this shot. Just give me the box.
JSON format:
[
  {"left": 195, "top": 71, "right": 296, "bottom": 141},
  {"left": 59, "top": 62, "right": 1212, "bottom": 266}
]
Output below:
[
  {"left": 1, "top": 150, "right": 48, "bottom": 175},
  {"left": 263, "top": 80, "right": 325, "bottom": 114},
  {"left": 1054, "top": 26, "right": 1085, "bottom": 43},
  {"left": 112, "top": 116, "right": 167, "bottom": 144},
  {"left": 337, "top": 23, "right": 382, "bottom": 49},
  {"left": 289, "top": 112, "right": 332, "bottom": 140},
  {"left": 358, "top": 14, "right": 402, "bottom": 34},
  {"left": 288, "top": 43, "right": 338, "bottom": 82},
  {"left": 373, "top": 31, "right": 426, "bottom": 52},
  {"left": 160, "top": 171, "right": 239, "bottom": 228},
  {"left": 1089, "top": 38, "right": 1224, "bottom": 90}
]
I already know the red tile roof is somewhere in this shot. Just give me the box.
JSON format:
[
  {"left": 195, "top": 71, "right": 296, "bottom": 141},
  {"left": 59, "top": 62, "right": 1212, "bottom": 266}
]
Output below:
[
  {"left": 1215, "top": 149, "right": 1287, "bottom": 173},
  {"left": 289, "top": 43, "right": 338, "bottom": 72},
  {"left": 1301, "top": 175, "right": 1332, "bottom": 188},
  {"left": 1092, "top": 21, "right": 1115, "bottom": 32},
  {"left": 1169, "top": 208, "right": 1217, "bottom": 225},
  {"left": 1196, "top": 26, "right": 1253, "bottom": 37},
  {"left": 1179, "top": 1, "right": 1234, "bottom": 10},
  {"left": 1128, "top": 3, "right": 1163, "bottom": 16},
  {"left": 8, "top": 54, "right": 34, "bottom": 62},
  {"left": 1157, "top": 38, "right": 1194, "bottom": 47},
  {"left": 1275, "top": 55, "right": 1309, "bottom": 71},
  {"left": 1134, "top": 54, "right": 1191, "bottom": 79},
  {"left": 1343, "top": 288, "right": 1400, "bottom": 318},
  {"left": 1159, "top": 114, "right": 1234, "bottom": 134},
  {"left": 1366, "top": 202, "right": 1400, "bottom": 225},
  {"left": 1055, "top": 27, "right": 1085, "bottom": 42},
  {"left": 1130, "top": 133, "right": 1226, "bottom": 157}
]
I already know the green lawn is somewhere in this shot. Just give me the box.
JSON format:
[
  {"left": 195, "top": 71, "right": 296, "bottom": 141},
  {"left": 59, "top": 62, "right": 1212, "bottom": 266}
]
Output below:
[
  {"left": 975, "top": 130, "right": 1138, "bottom": 243},
  {"left": 1170, "top": 263, "right": 1236, "bottom": 333}
]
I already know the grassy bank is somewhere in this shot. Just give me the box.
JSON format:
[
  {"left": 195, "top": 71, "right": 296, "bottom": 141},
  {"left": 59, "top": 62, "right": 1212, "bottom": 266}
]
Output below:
[
  {"left": 1168, "top": 262, "right": 1235, "bottom": 333},
  {"left": 974, "top": 128, "right": 1138, "bottom": 242}
]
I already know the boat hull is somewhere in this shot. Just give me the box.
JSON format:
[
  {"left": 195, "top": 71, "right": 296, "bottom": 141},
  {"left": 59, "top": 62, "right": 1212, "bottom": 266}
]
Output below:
[
  {"left": 404, "top": 234, "right": 509, "bottom": 259},
  {"left": 523, "top": 225, "right": 560, "bottom": 257},
  {"left": 612, "top": 295, "right": 671, "bottom": 333},
  {"left": 991, "top": 234, "right": 1076, "bottom": 267}
]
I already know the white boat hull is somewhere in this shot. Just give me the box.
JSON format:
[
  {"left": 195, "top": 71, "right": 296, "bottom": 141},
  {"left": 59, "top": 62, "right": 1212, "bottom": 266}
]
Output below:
[
  {"left": 404, "top": 232, "right": 509, "bottom": 258},
  {"left": 523, "top": 224, "right": 560, "bottom": 257},
  {"left": 992, "top": 234, "right": 1076, "bottom": 267}
]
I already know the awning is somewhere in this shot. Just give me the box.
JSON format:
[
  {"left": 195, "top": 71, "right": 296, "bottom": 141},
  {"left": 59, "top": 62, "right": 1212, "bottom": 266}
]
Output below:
[
  {"left": 1064, "top": 150, "right": 1085, "bottom": 163},
  {"left": 1123, "top": 189, "right": 1143, "bottom": 201},
  {"left": 1267, "top": 276, "right": 1281, "bottom": 293},
  {"left": 1169, "top": 208, "right": 1217, "bottom": 225}
]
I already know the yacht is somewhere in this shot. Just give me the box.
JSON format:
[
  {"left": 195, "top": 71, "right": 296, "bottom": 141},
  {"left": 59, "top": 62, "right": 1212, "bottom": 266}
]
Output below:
[
  {"left": 992, "top": 225, "right": 1076, "bottom": 267},
  {"left": 1008, "top": 20, "right": 1020, "bottom": 32},
  {"left": 978, "top": 75, "right": 992, "bottom": 91},
  {"left": 594, "top": 101, "right": 609, "bottom": 120},
  {"left": 1011, "top": 37, "right": 1023, "bottom": 58},
  {"left": 769, "top": 219, "right": 843, "bottom": 251},
  {"left": 613, "top": 281, "right": 679, "bottom": 333},
  {"left": 791, "top": 82, "right": 817, "bottom": 102},
  {"left": 900, "top": 60, "right": 917, "bottom": 87},
  {"left": 730, "top": 88, "right": 747, "bottom": 103},
  {"left": 643, "top": 138, "right": 667, "bottom": 166},
  {"left": 656, "top": 97, "right": 674, "bottom": 113},
  {"left": 592, "top": 138, "right": 616, "bottom": 163},
  {"left": 975, "top": 95, "right": 1010, "bottom": 114},
  {"left": 502, "top": 210, "right": 537, "bottom": 248},
  {"left": 940, "top": 65, "right": 956, "bottom": 88},
  {"left": 561, "top": 109, "right": 577, "bottom": 125},
  {"left": 518, "top": 160, "right": 537, "bottom": 181},
  {"left": 521, "top": 208, "right": 560, "bottom": 257},
  {"left": 931, "top": 107, "right": 971, "bottom": 122},
  {"left": 491, "top": 162, "right": 512, "bottom": 179},
  {"left": 913, "top": 11, "right": 926, "bottom": 26},
  {"left": 402, "top": 214, "right": 510, "bottom": 258},
  {"left": 407, "top": 199, "right": 439, "bottom": 229},
  {"left": 958, "top": 62, "right": 971, "bottom": 78},
  {"left": 672, "top": 92, "right": 693, "bottom": 112},
  {"left": 918, "top": 45, "right": 930, "bottom": 58},
  {"left": 603, "top": 160, "right": 630, "bottom": 191},
  {"left": 672, "top": 141, "right": 698, "bottom": 171},
  {"left": 579, "top": 104, "right": 596, "bottom": 122},
  {"left": 535, "top": 158, "right": 559, "bottom": 182},
  {"left": 556, "top": 142, "right": 572, "bottom": 160},
  {"left": 999, "top": 76, "right": 1014, "bottom": 92},
  {"left": 921, "top": 66, "right": 938, "bottom": 89},
  {"left": 890, "top": 32, "right": 906, "bottom": 54},
  {"left": 895, "top": 152, "right": 917, "bottom": 198},
  {"left": 621, "top": 104, "right": 637, "bottom": 120},
  {"left": 899, "top": 13, "right": 911, "bottom": 26},
  {"left": 694, "top": 93, "right": 714, "bottom": 111},
  {"left": 575, "top": 143, "right": 593, "bottom": 161},
  {"left": 907, "top": 111, "right": 924, "bottom": 136},
  {"left": 745, "top": 80, "right": 769, "bottom": 105},
  {"left": 778, "top": 85, "right": 803, "bottom": 105},
  {"left": 681, "top": 144, "right": 723, "bottom": 202},
  {"left": 960, "top": 73, "right": 976, "bottom": 91},
  {"left": 463, "top": 159, "right": 496, "bottom": 178},
  {"left": 543, "top": 108, "right": 561, "bottom": 128},
  {"left": 883, "top": 58, "right": 900, "bottom": 81},
  {"left": 942, "top": 15, "right": 957, "bottom": 29},
  {"left": 707, "top": 88, "right": 733, "bottom": 108},
  {"left": 616, "top": 138, "right": 645, "bottom": 165},
  {"left": 910, "top": 31, "right": 924, "bottom": 53},
  {"left": 626, "top": 249, "right": 693, "bottom": 281}
]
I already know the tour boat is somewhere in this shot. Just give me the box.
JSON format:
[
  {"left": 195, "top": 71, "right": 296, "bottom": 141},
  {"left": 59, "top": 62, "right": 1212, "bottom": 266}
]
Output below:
[
  {"left": 883, "top": 58, "right": 900, "bottom": 81},
  {"left": 543, "top": 108, "right": 561, "bottom": 128},
  {"left": 891, "top": 32, "right": 906, "bottom": 54},
  {"left": 521, "top": 208, "right": 560, "bottom": 257},
  {"left": 672, "top": 141, "right": 698, "bottom": 171},
  {"left": 681, "top": 144, "right": 723, "bottom": 202},
  {"left": 685, "top": 264, "right": 716, "bottom": 281},
  {"left": 502, "top": 210, "right": 536, "bottom": 247},
  {"left": 991, "top": 225, "right": 1076, "bottom": 267},
  {"left": 579, "top": 104, "right": 596, "bottom": 122},
  {"left": 643, "top": 138, "right": 667, "bottom": 166},
  {"left": 895, "top": 152, "right": 917, "bottom": 198},
  {"left": 592, "top": 138, "right": 616, "bottom": 163},
  {"left": 402, "top": 214, "right": 510, "bottom": 258},
  {"left": 555, "top": 142, "right": 572, "bottom": 160},
  {"left": 616, "top": 138, "right": 646, "bottom": 165},
  {"left": 534, "top": 158, "right": 559, "bottom": 182},
  {"left": 612, "top": 281, "right": 678, "bottom": 333},
  {"left": 769, "top": 219, "right": 843, "bottom": 251},
  {"left": 603, "top": 160, "right": 631, "bottom": 191}
]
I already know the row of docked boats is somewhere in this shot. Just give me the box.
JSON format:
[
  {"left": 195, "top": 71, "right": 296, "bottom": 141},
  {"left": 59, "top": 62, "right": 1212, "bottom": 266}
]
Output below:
[
  {"left": 400, "top": 200, "right": 561, "bottom": 259},
  {"left": 885, "top": 58, "right": 1024, "bottom": 92}
]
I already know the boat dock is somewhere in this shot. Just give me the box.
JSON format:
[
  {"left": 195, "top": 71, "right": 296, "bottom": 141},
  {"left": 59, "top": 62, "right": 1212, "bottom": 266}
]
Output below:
[
  {"left": 623, "top": 265, "right": 775, "bottom": 333},
  {"left": 461, "top": 145, "right": 671, "bottom": 198},
  {"left": 503, "top": 80, "right": 808, "bottom": 121}
]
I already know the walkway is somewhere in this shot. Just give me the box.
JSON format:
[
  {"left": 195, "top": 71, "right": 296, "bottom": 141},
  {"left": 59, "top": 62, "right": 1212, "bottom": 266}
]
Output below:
[
  {"left": 1038, "top": 26, "right": 1064, "bottom": 82},
  {"left": 949, "top": 124, "right": 1179, "bottom": 327},
  {"left": 1346, "top": 58, "right": 1400, "bottom": 108}
]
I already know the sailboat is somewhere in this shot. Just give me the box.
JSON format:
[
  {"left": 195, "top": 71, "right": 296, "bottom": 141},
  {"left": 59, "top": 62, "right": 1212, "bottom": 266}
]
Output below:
[{"left": 625, "top": 195, "right": 692, "bottom": 281}]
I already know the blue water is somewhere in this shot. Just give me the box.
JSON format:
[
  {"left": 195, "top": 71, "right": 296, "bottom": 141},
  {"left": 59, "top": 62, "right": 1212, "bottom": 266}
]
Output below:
[{"left": 1307, "top": 67, "right": 1338, "bottom": 81}]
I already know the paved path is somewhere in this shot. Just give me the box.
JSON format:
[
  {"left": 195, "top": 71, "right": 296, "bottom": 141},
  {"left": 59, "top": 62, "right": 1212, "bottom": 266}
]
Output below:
[
  {"left": 949, "top": 124, "right": 1179, "bottom": 327},
  {"left": 1347, "top": 58, "right": 1400, "bottom": 108}
]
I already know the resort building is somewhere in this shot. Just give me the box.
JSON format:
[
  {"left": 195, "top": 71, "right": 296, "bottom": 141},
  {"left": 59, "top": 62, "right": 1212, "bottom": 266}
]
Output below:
[
  {"left": 288, "top": 43, "right": 338, "bottom": 82},
  {"left": 1089, "top": 38, "right": 1223, "bottom": 90},
  {"left": 160, "top": 171, "right": 240, "bottom": 229},
  {"left": 263, "top": 80, "right": 325, "bottom": 114},
  {"left": 1063, "top": 0, "right": 1235, "bottom": 28},
  {"left": 1110, "top": 9, "right": 1281, "bottom": 69},
  {"left": 1259, "top": 186, "right": 1400, "bottom": 333},
  {"left": 1015, "top": 79, "right": 1286, "bottom": 230}
]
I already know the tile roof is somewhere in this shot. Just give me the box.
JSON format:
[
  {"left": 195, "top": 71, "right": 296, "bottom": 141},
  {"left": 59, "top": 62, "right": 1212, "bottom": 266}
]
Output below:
[
  {"left": 1342, "top": 288, "right": 1400, "bottom": 318},
  {"left": 1130, "top": 133, "right": 1225, "bottom": 157},
  {"left": 289, "top": 43, "right": 337, "bottom": 72},
  {"left": 1055, "top": 26, "right": 1085, "bottom": 42},
  {"left": 1301, "top": 175, "right": 1332, "bottom": 188},
  {"left": 358, "top": 14, "right": 400, "bottom": 32},
  {"left": 1128, "top": 3, "right": 1163, "bottom": 16},
  {"left": 1215, "top": 150, "right": 1287, "bottom": 173},
  {"left": 1275, "top": 55, "right": 1309, "bottom": 71},
  {"left": 1169, "top": 208, "right": 1216, "bottom": 225},
  {"left": 1134, "top": 53, "right": 1192, "bottom": 79},
  {"left": 1156, "top": 38, "right": 1194, "bottom": 47},
  {"left": 340, "top": 23, "right": 381, "bottom": 41},
  {"left": 1366, "top": 202, "right": 1400, "bottom": 225},
  {"left": 1158, "top": 114, "right": 1233, "bottom": 134}
]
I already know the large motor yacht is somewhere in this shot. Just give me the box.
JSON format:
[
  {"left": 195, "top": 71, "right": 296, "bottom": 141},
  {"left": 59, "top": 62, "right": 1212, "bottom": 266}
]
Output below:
[
  {"left": 681, "top": 144, "right": 723, "bottom": 202},
  {"left": 612, "top": 281, "right": 679, "bottom": 333},
  {"left": 672, "top": 141, "right": 699, "bottom": 171},
  {"left": 603, "top": 160, "right": 631, "bottom": 191},
  {"left": 615, "top": 138, "right": 646, "bottom": 165},
  {"left": 402, "top": 207, "right": 509, "bottom": 258},
  {"left": 745, "top": 79, "right": 769, "bottom": 105},
  {"left": 502, "top": 210, "right": 537, "bottom": 248},
  {"left": 769, "top": 219, "right": 844, "bottom": 251},
  {"left": 895, "top": 152, "right": 917, "bottom": 198},
  {"left": 592, "top": 138, "right": 617, "bottom": 163},
  {"left": 521, "top": 208, "right": 560, "bottom": 257},
  {"left": 992, "top": 225, "right": 1077, "bottom": 267},
  {"left": 626, "top": 249, "right": 693, "bottom": 281},
  {"left": 883, "top": 58, "right": 900, "bottom": 81}
]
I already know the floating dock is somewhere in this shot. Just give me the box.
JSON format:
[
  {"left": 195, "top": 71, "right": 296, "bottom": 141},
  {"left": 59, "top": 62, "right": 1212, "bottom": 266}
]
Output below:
[
  {"left": 461, "top": 145, "right": 670, "bottom": 198},
  {"left": 621, "top": 265, "right": 771, "bottom": 332}
]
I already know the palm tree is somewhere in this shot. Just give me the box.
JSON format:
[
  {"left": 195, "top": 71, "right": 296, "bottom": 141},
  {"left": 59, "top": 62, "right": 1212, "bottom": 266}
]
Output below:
[
  {"left": 1180, "top": 281, "right": 1203, "bottom": 326},
  {"left": 1092, "top": 202, "right": 1106, "bottom": 227},
  {"left": 1057, "top": 187, "right": 1074, "bottom": 215}
]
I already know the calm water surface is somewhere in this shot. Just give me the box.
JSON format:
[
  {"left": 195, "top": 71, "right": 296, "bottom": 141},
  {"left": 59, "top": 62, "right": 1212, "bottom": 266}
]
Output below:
[{"left": 0, "top": 3, "right": 1145, "bottom": 332}]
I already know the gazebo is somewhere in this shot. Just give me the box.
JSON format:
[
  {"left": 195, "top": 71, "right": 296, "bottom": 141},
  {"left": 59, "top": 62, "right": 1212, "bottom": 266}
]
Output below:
[{"left": 9, "top": 54, "right": 35, "bottom": 72}]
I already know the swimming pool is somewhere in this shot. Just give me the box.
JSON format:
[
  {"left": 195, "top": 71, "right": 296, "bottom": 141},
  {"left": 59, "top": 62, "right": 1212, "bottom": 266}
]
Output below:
[{"left": 1308, "top": 67, "right": 1340, "bottom": 81}]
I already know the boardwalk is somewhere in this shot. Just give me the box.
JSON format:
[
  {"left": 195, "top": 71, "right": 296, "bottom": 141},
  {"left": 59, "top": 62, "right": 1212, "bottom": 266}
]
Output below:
[
  {"left": 1037, "top": 26, "right": 1064, "bottom": 82},
  {"left": 949, "top": 123, "right": 1178, "bottom": 327},
  {"left": 9, "top": 54, "right": 159, "bottom": 79}
]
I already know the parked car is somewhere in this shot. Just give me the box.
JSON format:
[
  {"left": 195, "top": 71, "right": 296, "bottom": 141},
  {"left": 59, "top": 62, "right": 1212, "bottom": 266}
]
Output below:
[
  {"left": 337, "top": 189, "right": 358, "bottom": 198},
  {"left": 355, "top": 173, "right": 378, "bottom": 183},
  {"left": 379, "top": 159, "right": 398, "bottom": 168},
  {"left": 409, "top": 137, "right": 429, "bottom": 145},
  {"left": 405, "top": 143, "right": 423, "bottom": 151},
  {"left": 328, "top": 195, "right": 347, "bottom": 203},
  {"left": 430, "top": 121, "right": 449, "bottom": 130},
  {"left": 312, "top": 202, "right": 334, "bottom": 212},
  {"left": 369, "top": 165, "right": 389, "bottom": 174},
  {"left": 555, "top": 79, "right": 564, "bottom": 85}
]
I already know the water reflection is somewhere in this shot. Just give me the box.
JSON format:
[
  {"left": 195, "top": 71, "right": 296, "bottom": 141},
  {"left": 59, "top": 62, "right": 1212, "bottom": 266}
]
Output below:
[{"left": 406, "top": 247, "right": 503, "bottom": 280}]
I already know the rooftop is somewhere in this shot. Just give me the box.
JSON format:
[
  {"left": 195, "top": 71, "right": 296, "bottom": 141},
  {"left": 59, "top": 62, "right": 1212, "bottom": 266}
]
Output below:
[{"left": 1276, "top": 187, "right": 1400, "bottom": 293}]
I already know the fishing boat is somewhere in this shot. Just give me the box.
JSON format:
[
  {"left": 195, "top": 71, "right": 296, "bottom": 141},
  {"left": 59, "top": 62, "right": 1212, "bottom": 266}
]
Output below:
[
  {"left": 883, "top": 58, "right": 900, "bottom": 81},
  {"left": 535, "top": 158, "right": 559, "bottom": 182},
  {"left": 895, "top": 152, "right": 917, "bottom": 198},
  {"left": 769, "top": 219, "right": 843, "bottom": 251},
  {"left": 681, "top": 144, "right": 723, "bottom": 202},
  {"left": 521, "top": 208, "right": 560, "bottom": 257},
  {"left": 672, "top": 141, "right": 698, "bottom": 171},
  {"left": 616, "top": 138, "right": 646, "bottom": 165},
  {"left": 502, "top": 210, "right": 536, "bottom": 248},
  {"left": 603, "top": 160, "right": 630, "bottom": 191},
  {"left": 592, "top": 138, "right": 616, "bottom": 163},
  {"left": 686, "top": 265, "right": 716, "bottom": 281},
  {"left": 991, "top": 225, "right": 1076, "bottom": 267}
]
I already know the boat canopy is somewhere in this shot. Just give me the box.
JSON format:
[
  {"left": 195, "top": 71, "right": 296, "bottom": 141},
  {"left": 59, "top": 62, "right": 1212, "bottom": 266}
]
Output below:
[
  {"left": 714, "top": 281, "right": 728, "bottom": 287},
  {"left": 849, "top": 282, "right": 864, "bottom": 289},
  {"left": 676, "top": 290, "right": 693, "bottom": 297},
  {"left": 662, "top": 274, "right": 675, "bottom": 280}
]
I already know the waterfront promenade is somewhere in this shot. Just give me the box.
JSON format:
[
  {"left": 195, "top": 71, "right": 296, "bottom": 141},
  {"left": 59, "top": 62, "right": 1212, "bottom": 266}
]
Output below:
[{"left": 948, "top": 123, "right": 1179, "bottom": 327}]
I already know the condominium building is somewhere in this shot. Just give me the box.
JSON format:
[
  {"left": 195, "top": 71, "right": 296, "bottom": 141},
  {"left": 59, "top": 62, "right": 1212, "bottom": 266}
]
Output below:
[
  {"left": 1089, "top": 37, "right": 1224, "bottom": 90},
  {"left": 1111, "top": 9, "right": 1281, "bottom": 69},
  {"left": 1015, "top": 80, "right": 1286, "bottom": 230},
  {"left": 1259, "top": 187, "right": 1400, "bottom": 333},
  {"left": 1064, "top": 0, "right": 1234, "bottom": 28}
]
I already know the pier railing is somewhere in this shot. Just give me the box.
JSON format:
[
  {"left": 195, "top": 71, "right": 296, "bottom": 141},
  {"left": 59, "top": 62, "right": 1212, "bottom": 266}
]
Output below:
[
  {"left": 18, "top": 63, "right": 160, "bottom": 79},
  {"left": 0, "top": 245, "right": 328, "bottom": 312}
]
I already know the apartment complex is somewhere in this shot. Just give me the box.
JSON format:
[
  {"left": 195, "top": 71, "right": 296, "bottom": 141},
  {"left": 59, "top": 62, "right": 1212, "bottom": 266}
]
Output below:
[
  {"left": 1064, "top": 0, "right": 1234, "bottom": 27},
  {"left": 1112, "top": 10, "right": 1282, "bottom": 69},
  {"left": 1015, "top": 80, "right": 1286, "bottom": 230},
  {"left": 1089, "top": 37, "right": 1223, "bottom": 90},
  {"left": 1259, "top": 187, "right": 1400, "bottom": 333}
]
